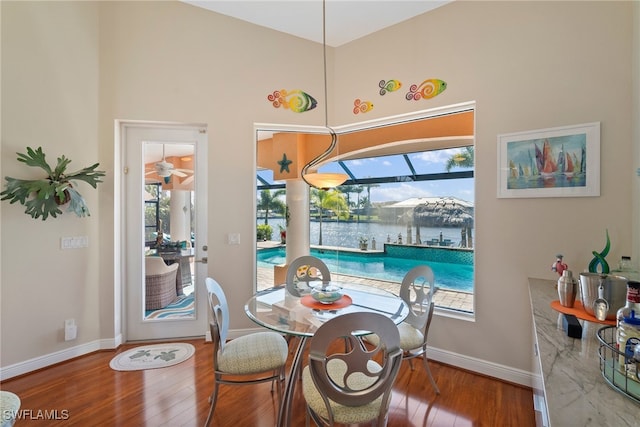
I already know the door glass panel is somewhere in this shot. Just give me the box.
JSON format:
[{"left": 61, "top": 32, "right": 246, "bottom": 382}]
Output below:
[{"left": 143, "top": 142, "right": 196, "bottom": 320}]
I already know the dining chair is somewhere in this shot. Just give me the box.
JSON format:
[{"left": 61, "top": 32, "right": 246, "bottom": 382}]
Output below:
[
  {"left": 302, "top": 312, "right": 403, "bottom": 427},
  {"left": 365, "top": 265, "right": 440, "bottom": 394},
  {"left": 204, "top": 277, "right": 289, "bottom": 426},
  {"left": 285, "top": 255, "right": 331, "bottom": 297}
]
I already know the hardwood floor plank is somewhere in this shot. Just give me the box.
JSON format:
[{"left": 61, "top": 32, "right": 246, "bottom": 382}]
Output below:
[{"left": 0, "top": 339, "right": 535, "bottom": 426}]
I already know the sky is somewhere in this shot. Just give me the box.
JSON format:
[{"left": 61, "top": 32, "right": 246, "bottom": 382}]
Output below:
[
  {"left": 318, "top": 147, "right": 474, "bottom": 203},
  {"left": 258, "top": 146, "right": 475, "bottom": 204}
]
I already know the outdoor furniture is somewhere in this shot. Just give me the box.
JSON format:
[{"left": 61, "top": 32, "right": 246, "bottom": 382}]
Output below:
[
  {"left": 144, "top": 256, "right": 179, "bottom": 310},
  {"left": 302, "top": 312, "right": 403, "bottom": 426},
  {"left": 205, "top": 278, "right": 289, "bottom": 427}
]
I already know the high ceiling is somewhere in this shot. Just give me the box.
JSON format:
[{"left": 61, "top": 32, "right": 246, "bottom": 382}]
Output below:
[{"left": 181, "top": 0, "right": 451, "bottom": 47}]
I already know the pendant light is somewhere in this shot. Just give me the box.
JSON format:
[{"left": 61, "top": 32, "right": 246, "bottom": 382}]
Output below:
[{"left": 301, "top": 0, "right": 348, "bottom": 190}]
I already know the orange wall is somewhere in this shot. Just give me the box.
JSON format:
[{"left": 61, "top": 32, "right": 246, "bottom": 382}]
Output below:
[{"left": 257, "top": 110, "right": 474, "bottom": 178}]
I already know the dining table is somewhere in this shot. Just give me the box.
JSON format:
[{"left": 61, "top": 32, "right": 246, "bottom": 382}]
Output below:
[{"left": 244, "top": 280, "right": 410, "bottom": 427}]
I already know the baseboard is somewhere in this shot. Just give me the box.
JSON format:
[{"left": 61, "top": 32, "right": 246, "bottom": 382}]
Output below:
[
  {"left": 1, "top": 331, "right": 534, "bottom": 388},
  {"left": 0, "top": 338, "right": 120, "bottom": 381},
  {"left": 428, "top": 346, "right": 534, "bottom": 387},
  {"left": 234, "top": 326, "right": 535, "bottom": 387}
]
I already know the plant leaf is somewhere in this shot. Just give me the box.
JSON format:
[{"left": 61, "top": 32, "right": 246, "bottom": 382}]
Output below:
[
  {"left": 15, "top": 147, "right": 54, "bottom": 177},
  {"left": 65, "top": 163, "right": 105, "bottom": 189},
  {"left": 67, "top": 187, "right": 90, "bottom": 217},
  {"left": 53, "top": 155, "right": 72, "bottom": 180}
]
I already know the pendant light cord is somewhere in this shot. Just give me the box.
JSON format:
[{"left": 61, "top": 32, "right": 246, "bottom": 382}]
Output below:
[
  {"left": 322, "top": 0, "right": 331, "bottom": 132},
  {"left": 301, "top": 0, "right": 339, "bottom": 188}
]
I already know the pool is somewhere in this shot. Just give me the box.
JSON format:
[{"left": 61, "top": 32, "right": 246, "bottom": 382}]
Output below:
[{"left": 257, "top": 246, "right": 474, "bottom": 293}]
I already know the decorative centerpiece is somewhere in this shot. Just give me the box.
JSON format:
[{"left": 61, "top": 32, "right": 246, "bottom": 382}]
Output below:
[
  {"left": 1, "top": 147, "right": 105, "bottom": 220},
  {"left": 311, "top": 283, "right": 343, "bottom": 304},
  {"left": 588, "top": 229, "right": 611, "bottom": 274}
]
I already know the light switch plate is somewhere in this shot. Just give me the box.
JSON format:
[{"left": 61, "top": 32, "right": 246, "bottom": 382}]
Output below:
[
  {"left": 228, "top": 233, "right": 240, "bottom": 245},
  {"left": 61, "top": 236, "right": 89, "bottom": 249}
]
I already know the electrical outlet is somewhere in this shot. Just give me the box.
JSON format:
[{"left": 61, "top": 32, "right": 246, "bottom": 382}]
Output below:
[{"left": 64, "top": 319, "right": 77, "bottom": 341}]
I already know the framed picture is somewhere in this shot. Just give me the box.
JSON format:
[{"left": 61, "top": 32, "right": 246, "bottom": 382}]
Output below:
[{"left": 497, "top": 122, "right": 600, "bottom": 198}]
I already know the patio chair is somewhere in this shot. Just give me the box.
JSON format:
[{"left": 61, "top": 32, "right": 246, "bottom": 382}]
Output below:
[
  {"left": 302, "top": 312, "right": 402, "bottom": 426},
  {"left": 285, "top": 255, "right": 331, "bottom": 297},
  {"left": 204, "top": 278, "right": 289, "bottom": 427},
  {"left": 145, "top": 256, "right": 179, "bottom": 310},
  {"left": 367, "top": 265, "right": 440, "bottom": 394}
]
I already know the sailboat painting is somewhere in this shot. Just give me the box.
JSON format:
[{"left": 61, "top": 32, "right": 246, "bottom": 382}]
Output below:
[{"left": 498, "top": 122, "right": 600, "bottom": 198}]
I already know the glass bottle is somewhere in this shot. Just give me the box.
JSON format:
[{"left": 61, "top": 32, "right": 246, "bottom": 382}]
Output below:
[
  {"left": 616, "top": 281, "right": 640, "bottom": 376},
  {"left": 612, "top": 256, "right": 640, "bottom": 281},
  {"left": 616, "top": 281, "right": 640, "bottom": 329},
  {"left": 617, "top": 309, "right": 640, "bottom": 380}
]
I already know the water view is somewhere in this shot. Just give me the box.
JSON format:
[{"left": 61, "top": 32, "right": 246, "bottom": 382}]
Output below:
[{"left": 258, "top": 217, "right": 471, "bottom": 250}]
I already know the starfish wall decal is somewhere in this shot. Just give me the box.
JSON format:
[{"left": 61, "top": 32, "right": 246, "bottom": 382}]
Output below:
[{"left": 278, "top": 153, "right": 293, "bottom": 173}]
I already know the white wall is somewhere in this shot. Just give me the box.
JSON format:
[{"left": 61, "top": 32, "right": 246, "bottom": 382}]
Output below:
[
  {"left": 1, "top": 0, "right": 638, "bottom": 384},
  {"left": 334, "top": 0, "right": 635, "bottom": 374},
  {"left": 1, "top": 2, "right": 102, "bottom": 367}
]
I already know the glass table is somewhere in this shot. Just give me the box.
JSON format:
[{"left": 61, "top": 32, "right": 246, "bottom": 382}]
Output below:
[{"left": 244, "top": 281, "right": 409, "bottom": 427}]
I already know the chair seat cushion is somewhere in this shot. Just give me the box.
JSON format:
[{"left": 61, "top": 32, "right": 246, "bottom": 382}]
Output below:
[
  {"left": 302, "top": 359, "right": 383, "bottom": 424},
  {"left": 218, "top": 331, "right": 288, "bottom": 375},
  {"left": 365, "top": 322, "right": 424, "bottom": 351}
]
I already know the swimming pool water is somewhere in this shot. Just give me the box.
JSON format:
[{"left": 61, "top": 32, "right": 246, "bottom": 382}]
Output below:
[{"left": 257, "top": 247, "right": 474, "bottom": 293}]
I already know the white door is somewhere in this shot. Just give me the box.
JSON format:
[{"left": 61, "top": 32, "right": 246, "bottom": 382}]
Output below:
[{"left": 121, "top": 123, "right": 208, "bottom": 341}]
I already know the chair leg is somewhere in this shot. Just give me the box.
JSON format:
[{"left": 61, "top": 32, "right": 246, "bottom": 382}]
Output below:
[
  {"left": 205, "top": 382, "right": 220, "bottom": 427},
  {"left": 422, "top": 356, "right": 440, "bottom": 394}
]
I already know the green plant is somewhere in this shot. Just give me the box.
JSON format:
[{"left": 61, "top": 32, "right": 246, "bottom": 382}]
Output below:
[
  {"left": 256, "top": 224, "right": 273, "bottom": 241},
  {"left": 1, "top": 146, "right": 105, "bottom": 220}
]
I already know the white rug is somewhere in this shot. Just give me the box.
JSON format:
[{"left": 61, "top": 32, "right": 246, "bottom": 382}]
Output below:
[{"left": 109, "top": 343, "right": 195, "bottom": 371}]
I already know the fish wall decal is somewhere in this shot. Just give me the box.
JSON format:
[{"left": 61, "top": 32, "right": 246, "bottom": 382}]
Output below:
[
  {"left": 379, "top": 79, "right": 402, "bottom": 96},
  {"left": 405, "top": 79, "right": 447, "bottom": 101},
  {"left": 353, "top": 99, "right": 374, "bottom": 114},
  {"left": 267, "top": 89, "right": 317, "bottom": 113}
]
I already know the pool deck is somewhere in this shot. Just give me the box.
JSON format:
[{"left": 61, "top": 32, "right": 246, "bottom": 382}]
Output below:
[{"left": 257, "top": 264, "right": 474, "bottom": 313}]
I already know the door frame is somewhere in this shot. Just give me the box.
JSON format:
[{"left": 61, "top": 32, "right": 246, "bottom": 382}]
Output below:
[{"left": 116, "top": 120, "right": 208, "bottom": 342}]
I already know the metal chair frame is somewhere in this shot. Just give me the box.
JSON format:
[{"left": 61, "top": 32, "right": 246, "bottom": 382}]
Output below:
[
  {"left": 304, "top": 312, "right": 403, "bottom": 426},
  {"left": 399, "top": 265, "right": 440, "bottom": 394},
  {"left": 205, "top": 278, "right": 288, "bottom": 426},
  {"left": 285, "top": 255, "right": 331, "bottom": 297}
]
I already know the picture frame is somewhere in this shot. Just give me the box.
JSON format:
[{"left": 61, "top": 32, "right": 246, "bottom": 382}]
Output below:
[{"left": 497, "top": 122, "right": 600, "bottom": 198}]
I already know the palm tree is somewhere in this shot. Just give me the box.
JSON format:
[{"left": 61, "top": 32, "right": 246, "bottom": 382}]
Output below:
[
  {"left": 257, "top": 189, "right": 286, "bottom": 225},
  {"left": 338, "top": 184, "right": 356, "bottom": 219},
  {"left": 353, "top": 185, "right": 364, "bottom": 222},
  {"left": 445, "top": 146, "right": 474, "bottom": 172},
  {"left": 310, "top": 188, "right": 348, "bottom": 246}
]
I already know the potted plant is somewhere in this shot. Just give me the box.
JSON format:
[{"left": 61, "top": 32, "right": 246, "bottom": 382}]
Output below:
[
  {"left": 1, "top": 146, "right": 105, "bottom": 220},
  {"left": 359, "top": 236, "right": 369, "bottom": 250},
  {"left": 278, "top": 224, "right": 286, "bottom": 244}
]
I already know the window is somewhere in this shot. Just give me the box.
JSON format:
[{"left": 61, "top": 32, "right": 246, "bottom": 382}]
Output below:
[{"left": 255, "top": 106, "right": 475, "bottom": 316}]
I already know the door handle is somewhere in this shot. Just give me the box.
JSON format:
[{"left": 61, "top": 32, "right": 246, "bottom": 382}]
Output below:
[{"left": 195, "top": 257, "right": 208, "bottom": 264}]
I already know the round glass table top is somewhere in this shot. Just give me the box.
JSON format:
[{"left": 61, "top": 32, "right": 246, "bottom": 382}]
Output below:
[{"left": 245, "top": 281, "right": 409, "bottom": 337}]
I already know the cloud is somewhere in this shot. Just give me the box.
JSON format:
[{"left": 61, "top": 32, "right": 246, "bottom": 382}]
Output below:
[
  {"left": 411, "top": 148, "right": 461, "bottom": 164},
  {"left": 372, "top": 183, "right": 434, "bottom": 202}
]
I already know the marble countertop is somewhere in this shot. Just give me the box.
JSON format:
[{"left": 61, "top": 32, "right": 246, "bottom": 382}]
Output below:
[{"left": 528, "top": 278, "right": 638, "bottom": 426}]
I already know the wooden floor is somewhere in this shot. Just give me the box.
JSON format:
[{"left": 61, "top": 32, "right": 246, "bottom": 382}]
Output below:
[{"left": 1, "top": 339, "right": 536, "bottom": 426}]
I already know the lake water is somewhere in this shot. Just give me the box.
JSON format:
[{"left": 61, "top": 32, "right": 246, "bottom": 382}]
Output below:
[{"left": 258, "top": 217, "right": 471, "bottom": 249}]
